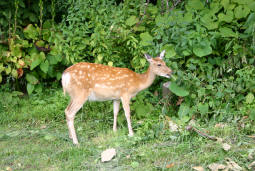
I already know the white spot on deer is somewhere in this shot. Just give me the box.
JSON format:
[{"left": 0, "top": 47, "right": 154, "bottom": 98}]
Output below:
[
  {"left": 79, "top": 71, "right": 83, "bottom": 75},
  {"left": 87, "top": 65, "right": 90, "bottom": 68},
  {"left": 88, "top": 73, "right": 90, "bottom": 77}
]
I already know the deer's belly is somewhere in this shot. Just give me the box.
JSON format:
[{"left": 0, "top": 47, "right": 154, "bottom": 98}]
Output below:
[{"left": 88, "top": 89, "right": 120, "bottom": 101}]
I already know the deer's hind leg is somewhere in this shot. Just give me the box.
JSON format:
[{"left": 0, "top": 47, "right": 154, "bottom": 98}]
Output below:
[
  {"left": 113, "top": 100, "right": 120, "bottom": 132},
  {"left": 65, "top": 90, "right": 89, "bottom": 145}
]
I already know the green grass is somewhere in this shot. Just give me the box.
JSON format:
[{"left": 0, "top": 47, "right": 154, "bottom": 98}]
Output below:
[{"left": 0, "top": 88, "right": 254, "bottom": 170}]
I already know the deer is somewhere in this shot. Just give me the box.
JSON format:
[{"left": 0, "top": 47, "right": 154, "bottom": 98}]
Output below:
[{"left": 62, "top": 50, "right": 172, "bottom": 145}]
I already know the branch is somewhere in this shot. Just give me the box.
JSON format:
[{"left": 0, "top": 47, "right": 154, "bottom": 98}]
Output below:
[
  {"left": 170, "top": 0, "right": 182, "bottom": 11},
  {"left": 166, "top": 0, "right": 170, "bottom": 11},
  {"left": 136, "top": 0, "right": 150, "bottom": 27},
  {"left": 186, "top": 125, "right": 218, "bottom": 141}
]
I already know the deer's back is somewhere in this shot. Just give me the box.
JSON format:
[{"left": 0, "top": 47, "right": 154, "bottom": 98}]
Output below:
[{"left": 62, "top": 62, "right": 141, "bottom": 101}]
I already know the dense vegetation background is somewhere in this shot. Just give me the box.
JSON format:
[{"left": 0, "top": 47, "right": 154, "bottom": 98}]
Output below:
[{"left": 0, "top": 0, "right": 255, "bottom": 122}]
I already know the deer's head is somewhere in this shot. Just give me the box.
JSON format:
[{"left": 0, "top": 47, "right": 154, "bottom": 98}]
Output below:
[{"left": 144, "top": 50, "right": 172, "bottom": 78}]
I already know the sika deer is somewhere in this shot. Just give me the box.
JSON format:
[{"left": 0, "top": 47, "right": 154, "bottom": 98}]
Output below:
[{"left": 62, "top": 50, "right": 172, "bottom": 145}]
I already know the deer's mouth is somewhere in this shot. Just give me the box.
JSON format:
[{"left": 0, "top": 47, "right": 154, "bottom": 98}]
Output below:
[{"left": 164, "top": 73, "right": 171, "bottom": 78}]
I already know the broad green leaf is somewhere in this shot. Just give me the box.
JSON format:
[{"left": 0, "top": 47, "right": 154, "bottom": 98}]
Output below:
[
  {"left": 218, "top": 11, "right": 233, "bottom": 23},
  {"left": 178, "top": 104, "right": 190, "bottom": 118},
  {"left": 134, "top": 25, "right": 145, "bottom": 31},
  {"left": 0, "top": 74, "right": 2, "bottom": 83},
  {"left": 234, "top": 5, "right": 250, "bottom": 19},
  {"left": 186, "top": 0, "right": 204, "bottom": 11},
  {"left": 5, "top": 66, "right": 11, "bottom": 74},
  {"left": 47, "top": 54, "right": 60, "bottom": 65},
  {"left": 40, "top": 60, "right": 49, "bottom": 73},
  {"left": 183, "top": 50, "right": 192, "bottom": 56},
  {"left": 23, "top": 24, "right": 39, "bottom": 40},
  {"left": 35, "top": 40, "right": 45, "bottom": 47},
  {"left": 11, "top": 69, "right": 18, "bottom": 78},
  {"left": 169, "top": 82, "right": 189, "bottom": 97},
  {"left": 30, "top": 52, "right": 45, "bottom": 70},
  {"left": 25, "top": 73, "right": 38, "bottom": 84},
  {"left": 193, "top": 41, "right": 212, "bottom": 57},
  {"left": 126, "top": 16, "right": 137, "bottom": 26},
  {"left": 162, "top": 44, "right": 176, "bottom": 58},
  {"left": 205, "top": 21, "right": 218, "bottom": 30},
  {"left": 148, "top": 6, "right": 158, "bottom": 14},
  {"left": 201, "top": 13, "right": 219, "bottom": 30},
  {"left": 198, "top": 103, "right": 209, "bottom": 115},
  {"left": 27, "top": 83, "right": 35, "bottom": 95},
  {"left": 183, "top": 12, "right": 193, "bottom": 23},
  {"left": 10, "top": 44, "right": 22, "bottom": 57},
  {"left": 219, "top": 27, "right": 238, "bottom": 38},
  {"left": 246, "top": 93, "right": 254, "bottom": 104},
  {"left": 0, "top": 63, "right": 4, "bottom": 73},
  {"left": 221, "top": 0, "right": 230, "bottom": 10},
  {"left": 21, "top": 40, "right": 30, "bottom": 48},
  {"left": 31, "top": 56, "right": 42, "bottom": 70},
  {"left": 249, "top": 2, "right": 255, "bottom": 11},
  {"left": 140, "top": 32, "right": 153, "bottom": 46},
  {"left": 56, "top": 72, "right": 62, "bottom": 80}
]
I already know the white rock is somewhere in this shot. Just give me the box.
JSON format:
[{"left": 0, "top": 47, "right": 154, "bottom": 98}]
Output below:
[{"left": 101, "top": 148, "right": 116, "bottom": 162}]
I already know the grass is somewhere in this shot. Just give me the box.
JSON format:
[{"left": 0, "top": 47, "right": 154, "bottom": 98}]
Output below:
[{"left": 0, "top": 88, "right": 254, "bottom": 170}]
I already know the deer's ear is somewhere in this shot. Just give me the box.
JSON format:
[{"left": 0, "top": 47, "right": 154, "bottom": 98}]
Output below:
[
  {"left": 144, "top": 53, "right": 153, "bottom": 62},
  {"left": 159, "top": 50, "right": 166, "bottom": 59}
]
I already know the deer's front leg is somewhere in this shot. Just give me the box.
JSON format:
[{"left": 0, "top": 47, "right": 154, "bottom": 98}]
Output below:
[
  {"left": 121, "top": 96, "right": 134, "bottom": 136},
  {"left": 113, "top": 100, "right": 120, "bottom": 132}
]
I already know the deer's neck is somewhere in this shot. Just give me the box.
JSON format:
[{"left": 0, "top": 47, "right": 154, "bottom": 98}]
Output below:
[{"left": 138, "top": 66, "right": 156, "bottom": 91}]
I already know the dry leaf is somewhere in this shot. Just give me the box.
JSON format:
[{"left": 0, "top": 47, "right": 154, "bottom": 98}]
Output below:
[
  {"left": 222, "top": 143, "right": 231, "bottom": 151},
  {"left": 225, "top": 158, "right": 242, "bottom": 171},
  {"left": 5, "top": 166, "right": 12, "bottom": 171},
  {"left": 248, "top": 161, "right": 255, "bottom": 170},
  {"left": 17, "top": 68, "right": 24, "bottom": 78},
  {"left": 215, "top": 123, "right": 225, "bottom": 128},
  {"left": 242, "top": 116, "right": 248, "bottom": 119},
  {"left": 168, "top": 120, "right": 179, "bottom": 132},
  {"left": 176, "top": 97, "right": 184, "bottom": 106},
  {"left": 101, "top": 148, "right": 116, "bottom": 162},
  {"left": 166, "top": 163, "right": 174, "bottom": 168},
  {"left": 192, "top": 166, "right": 204, "bottom": 171},
  {"left": 208, "top": 163, "right": 226, "bottom": 171},
  {"left": 40, "top": 125, "right": 47, "bottom": 129}
]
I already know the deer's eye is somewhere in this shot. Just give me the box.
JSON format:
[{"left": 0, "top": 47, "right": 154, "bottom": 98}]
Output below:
[{"left": 157, "top": 64, "right": 161, "bottom": 67}]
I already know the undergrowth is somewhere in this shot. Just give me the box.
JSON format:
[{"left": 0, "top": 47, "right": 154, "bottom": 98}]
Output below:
[{"left": 0, "top": 87, "right": 254, "bottom": 170}]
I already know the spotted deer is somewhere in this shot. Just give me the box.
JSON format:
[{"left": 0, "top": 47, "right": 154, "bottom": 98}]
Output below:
[{"left": 62, "top": 50, "right": 172, "bottom": 145}]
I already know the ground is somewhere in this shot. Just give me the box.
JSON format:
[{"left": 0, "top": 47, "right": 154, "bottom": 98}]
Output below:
[{"left": 0, "top": 88, "right": 254, "bottom": 170}]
